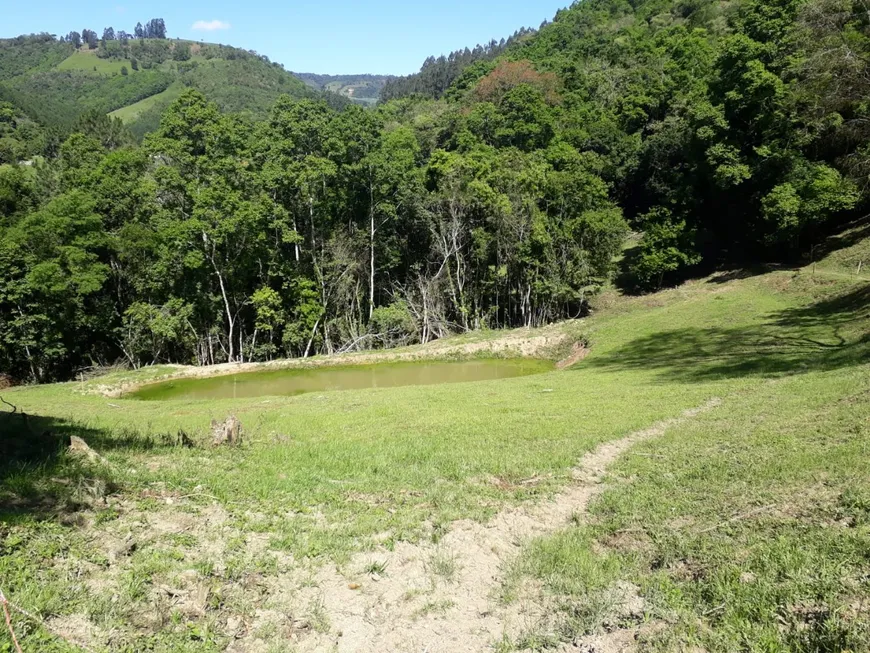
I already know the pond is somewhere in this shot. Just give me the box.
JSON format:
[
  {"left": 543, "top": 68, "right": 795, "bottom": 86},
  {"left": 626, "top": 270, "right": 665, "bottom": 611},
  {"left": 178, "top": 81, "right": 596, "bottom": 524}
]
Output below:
[{"left": 129, "top": 358, "right": 553, "bottom": 401}]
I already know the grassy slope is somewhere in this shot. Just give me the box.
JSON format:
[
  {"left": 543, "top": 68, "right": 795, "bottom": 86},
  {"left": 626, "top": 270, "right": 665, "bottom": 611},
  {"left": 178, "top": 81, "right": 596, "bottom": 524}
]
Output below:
[
  {"left": 109, "top": 81, "right": 184, "bottom": 123},
  {"left": 1, "top": 238, "right": 868, "bottom": 650},
  {"left": 501, "top": 269, "right": 870, "bottom": 649},
  {"left": 56, "top": 50, "right": 134, "bottom": 75}
]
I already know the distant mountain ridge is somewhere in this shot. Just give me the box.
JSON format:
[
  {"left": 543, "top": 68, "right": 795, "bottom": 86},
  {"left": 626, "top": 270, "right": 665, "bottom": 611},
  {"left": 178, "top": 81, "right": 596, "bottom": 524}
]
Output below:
[{"left": 292, "top": 73, "right": 395, "bottom": 106}]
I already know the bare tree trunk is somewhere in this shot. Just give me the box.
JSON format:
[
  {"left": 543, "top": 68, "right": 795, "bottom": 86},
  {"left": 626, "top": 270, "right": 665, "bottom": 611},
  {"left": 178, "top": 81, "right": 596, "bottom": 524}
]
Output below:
[
  {"left": 205, "top": 234, "right": 235, "bottom": 363},
  {"left": 304, "top": 316, "right": 322, "bottom": 358},
  {"left": 216, "top": 269, "right": 235, "bottom": 363},
  {"left": 293, "top": 217, "right": 300, "bottom": 262}
]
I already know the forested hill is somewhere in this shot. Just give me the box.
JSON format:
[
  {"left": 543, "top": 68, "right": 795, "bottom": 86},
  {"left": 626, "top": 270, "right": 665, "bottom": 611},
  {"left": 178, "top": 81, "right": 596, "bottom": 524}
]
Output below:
[
  {"left": 293, "top": 73, "right": 395, "bottom": 106},
  {"left": 0, "top": 30, "right": 344, "bottom": 140},
  {"left": 379, "top": 26, "right": 537, "bottom": 101},
  {"left": 2, "top": 0, "right": 869, "bottom": 383}
]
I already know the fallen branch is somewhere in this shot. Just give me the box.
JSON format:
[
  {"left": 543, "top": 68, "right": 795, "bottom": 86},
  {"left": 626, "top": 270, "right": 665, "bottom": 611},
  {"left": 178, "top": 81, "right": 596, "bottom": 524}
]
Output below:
[
  {"left": 0, "top": 588, "right": 23, "bottom": 653},
  {"left": 1, "top": 586, "right": 98, "bottom": 653}
]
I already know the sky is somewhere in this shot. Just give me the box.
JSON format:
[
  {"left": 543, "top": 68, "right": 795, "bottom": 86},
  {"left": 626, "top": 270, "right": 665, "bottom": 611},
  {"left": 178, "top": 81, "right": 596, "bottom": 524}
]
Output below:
[{"left": 3, "top": 1, "right": 571, "bottom": 75}]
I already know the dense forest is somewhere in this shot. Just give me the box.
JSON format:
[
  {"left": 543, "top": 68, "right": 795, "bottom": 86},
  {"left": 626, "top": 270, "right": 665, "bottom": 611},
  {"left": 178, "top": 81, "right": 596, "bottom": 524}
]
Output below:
[
  {"left": 1, "top": 0, "right": 868, "bottom": 383},
  {"left": 380, "top": 27, "right": 538, "bottom": 101}
]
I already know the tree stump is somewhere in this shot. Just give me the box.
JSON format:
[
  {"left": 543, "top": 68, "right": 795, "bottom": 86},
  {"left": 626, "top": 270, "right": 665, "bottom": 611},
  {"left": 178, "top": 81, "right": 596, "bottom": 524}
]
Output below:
[{"left": 211, "top": 415, "right": 242, "bottom": 446}]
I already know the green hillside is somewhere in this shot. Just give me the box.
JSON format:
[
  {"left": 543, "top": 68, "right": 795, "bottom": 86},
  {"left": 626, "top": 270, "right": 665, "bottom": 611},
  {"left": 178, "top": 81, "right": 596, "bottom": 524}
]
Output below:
[
  {"left": 0, "top": 35, "right": 338, "bottom": 137},
  {"left": 0, "top": 33, "right": 73, "bottom": 81}
]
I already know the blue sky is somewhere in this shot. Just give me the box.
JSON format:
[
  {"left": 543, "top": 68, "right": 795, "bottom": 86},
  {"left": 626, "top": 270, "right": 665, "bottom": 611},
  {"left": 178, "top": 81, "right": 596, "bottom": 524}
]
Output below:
[{"left": 3, "top": 1, "right": 571, "bottom": 75}]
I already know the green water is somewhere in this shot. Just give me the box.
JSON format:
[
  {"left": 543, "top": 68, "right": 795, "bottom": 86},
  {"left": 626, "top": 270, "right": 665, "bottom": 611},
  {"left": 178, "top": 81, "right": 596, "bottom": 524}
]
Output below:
[{"left": 129, "top": 358, "right": 553, "bottom": 401}]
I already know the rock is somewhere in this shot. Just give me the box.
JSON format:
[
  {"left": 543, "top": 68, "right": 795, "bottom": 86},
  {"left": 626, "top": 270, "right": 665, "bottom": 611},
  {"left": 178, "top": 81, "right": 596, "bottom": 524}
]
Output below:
[
  {"left": 226, "top": 615, "right": 243, "bottom": 637},
  {"left": 107, "top": 535, "right": 137, "bottom": 563},
  {"left": 68, "top": 436, "right": 107, "bottom": 464},
  {"left": 211, "top": 415, "right": 242, "bottom": 446}
]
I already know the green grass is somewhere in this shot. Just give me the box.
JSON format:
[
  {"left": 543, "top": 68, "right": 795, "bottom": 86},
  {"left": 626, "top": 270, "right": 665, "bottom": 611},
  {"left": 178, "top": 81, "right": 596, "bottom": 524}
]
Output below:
[
  {"left": 812, "top": 219, "right": 870, "bottom": 280},
  {"left": 109, "top": 82, "right": 184, "bottom": 123},
  {"left": 1, "top": 241, "right": 868, "bottom": 651},
  {"left": 56, "top": 50, "right": 136, "bottom": 76},
  {"left": 494, "top": 273, "right": 870, "bottom": 650}
]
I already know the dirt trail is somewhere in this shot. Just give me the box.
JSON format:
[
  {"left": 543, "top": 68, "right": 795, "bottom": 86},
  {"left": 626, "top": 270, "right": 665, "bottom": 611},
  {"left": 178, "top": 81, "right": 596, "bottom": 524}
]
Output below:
[{"left": 238, "top": 398, "right": 721, "bottom": 653}]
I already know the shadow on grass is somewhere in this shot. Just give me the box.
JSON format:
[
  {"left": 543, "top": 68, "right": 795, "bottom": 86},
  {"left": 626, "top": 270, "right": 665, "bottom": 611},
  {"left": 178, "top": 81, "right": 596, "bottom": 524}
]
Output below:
[
  {"left": 616, "top": 217, "right": 870, "bottom": 295},
  {"left": 809, "top": 217, "right": 870, "bottom": 262},
  {"left": 586, "top": 284, "right": 870, "bottom": 382},
  {"left": 0, "top": 405, "right": 181, "bottom": 523}
]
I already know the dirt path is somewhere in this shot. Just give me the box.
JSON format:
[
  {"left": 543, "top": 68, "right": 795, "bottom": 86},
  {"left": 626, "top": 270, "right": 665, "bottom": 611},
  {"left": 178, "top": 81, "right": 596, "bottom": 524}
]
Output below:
[{"left": 236, "top": 398, "right": 721, "bottom": 653}]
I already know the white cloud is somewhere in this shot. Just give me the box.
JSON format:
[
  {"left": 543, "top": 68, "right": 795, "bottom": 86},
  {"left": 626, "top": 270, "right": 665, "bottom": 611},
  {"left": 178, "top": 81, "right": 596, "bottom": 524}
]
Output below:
[{"left": 192, "top": 19, "right": 231, "bottom": 31}]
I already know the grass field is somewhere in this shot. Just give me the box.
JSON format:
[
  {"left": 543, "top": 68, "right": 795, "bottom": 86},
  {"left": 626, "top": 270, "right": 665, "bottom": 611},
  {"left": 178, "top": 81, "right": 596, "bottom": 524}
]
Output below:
[
  {"left": 1, "top": 232, "right": 868, "bottom": 651},
  {"left": 109, "top": 82, "right": 184, "bottom": 123},
  {"left": 56, "top": 50, "right": 136, "bottom": 76}
]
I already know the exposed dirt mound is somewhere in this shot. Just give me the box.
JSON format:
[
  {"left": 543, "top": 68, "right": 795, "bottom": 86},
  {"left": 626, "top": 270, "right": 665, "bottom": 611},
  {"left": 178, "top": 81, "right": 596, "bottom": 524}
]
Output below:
[{"left": 557, "top": 342, "right": 591, "bottom": 369}]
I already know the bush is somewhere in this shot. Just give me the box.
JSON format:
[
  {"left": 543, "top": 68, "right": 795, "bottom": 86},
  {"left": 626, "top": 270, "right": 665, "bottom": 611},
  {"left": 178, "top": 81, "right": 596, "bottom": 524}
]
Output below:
[
  {"left": 630, "top": 208, "right": 701, "bottom": 290},
  {"left": 369, "top": 301, "right": 418, "bottom": 348}
]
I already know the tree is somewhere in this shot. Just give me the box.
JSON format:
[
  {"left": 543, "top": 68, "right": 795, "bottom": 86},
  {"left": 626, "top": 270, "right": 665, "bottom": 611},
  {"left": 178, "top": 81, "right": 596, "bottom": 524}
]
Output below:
[
  {"left": 357, "top": 124, "right": 422, "bottom": 321},
  {"left": 121, "top": 66, "right": 129, "bottom": 76},
  {"left": 130, "top": 57, "right": 139, "bottom": 71},
  {"left": 631, "top": 209, "right": 701, "bottom": 289},
  {"left": 82, "top": 29, "right": 98, "bottom": 49},
  {"left": 474, "top": 60, "right": 560, "bottom": 105},
  {"left": 67, "top": 31, "right": 82, "bottom": 48},
  {"left": 172, "top": 41, "right": 191, "bottom": 62},
  {"left": 134, "top": 22, "right": 144, "bottom": 39},
  {"left": 0, "top": 191, "right": 110, "bottom": 381},
  {"left": 145, "top": 18, "right": 167, "bottom": 39},
  {"left": 102, "top": 27, "right": 116, "bottom": 42},
  {"left": 146, "top": 90, "right": 274, "bottom": 363}
]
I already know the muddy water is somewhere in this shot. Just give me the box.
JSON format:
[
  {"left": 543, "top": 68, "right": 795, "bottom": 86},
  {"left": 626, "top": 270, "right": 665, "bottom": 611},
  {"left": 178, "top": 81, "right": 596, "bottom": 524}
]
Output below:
[{"left": 129, "top": 359, "right": 552, "bottom": 401}]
